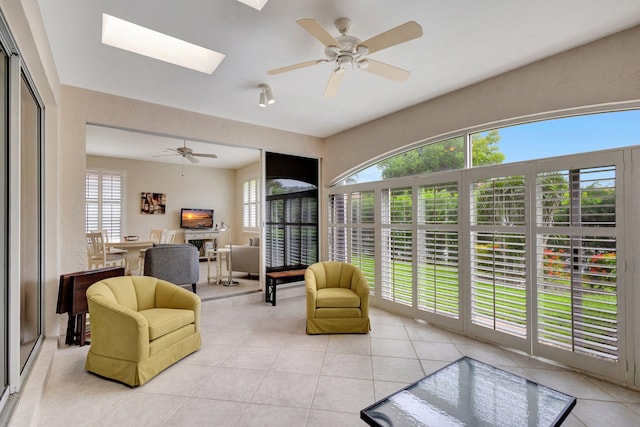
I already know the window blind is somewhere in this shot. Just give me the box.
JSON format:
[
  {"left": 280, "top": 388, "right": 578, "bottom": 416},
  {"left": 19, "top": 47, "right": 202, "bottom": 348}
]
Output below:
[
  {"left": 265, "top": 191, "right": 317, "bottom": 270},
  {"left": 243, "top": 178, "right": 259, "bottom": 229},
  {"left": 85, "top": 169, "right": 124, "bottom": 242},
  {"left": 536, "top": 166, "right": 618, "bottom": 360},
  {"left": 470, "top": 175, "right": 527, "bottom": 338},
  {"left": 381, "top": 187, "right": 413, "bottom": 306},
  {"left": 328, "top": 194, "right": 347, "bottom": 262},
  {"left": 417, "top": 182, "right": 460, "bottom": 318},
  {"left": 351, "top": 191, "right": 375, "bottom": 291}
]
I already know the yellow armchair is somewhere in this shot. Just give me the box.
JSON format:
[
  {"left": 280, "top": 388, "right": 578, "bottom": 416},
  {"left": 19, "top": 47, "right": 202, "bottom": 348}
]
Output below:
[
  {"left": 85, "top": 276, "right": 201, "bottom": 386},
  {"left": 305, "top": 261, "right": 370, "bottom": 334}
]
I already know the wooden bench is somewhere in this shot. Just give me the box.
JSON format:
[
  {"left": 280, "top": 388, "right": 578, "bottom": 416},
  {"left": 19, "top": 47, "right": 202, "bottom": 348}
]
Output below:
[{"left": 265, "top": 269, "right": 307, "bottom": 306}]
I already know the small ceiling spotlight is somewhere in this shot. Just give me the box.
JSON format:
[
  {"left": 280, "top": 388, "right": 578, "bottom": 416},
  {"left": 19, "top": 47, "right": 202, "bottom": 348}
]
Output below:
[{"left": 259, "top": 84, "right": 275, "bottom": 107}]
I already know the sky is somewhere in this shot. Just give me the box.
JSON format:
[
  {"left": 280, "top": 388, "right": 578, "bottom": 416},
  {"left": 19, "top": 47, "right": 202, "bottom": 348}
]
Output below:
[
  {"left": 497, "top": 110, "right": 640, "bottom": 163},
  {"left": 348, "top": 109, "right": 640, "bottom": 183}
]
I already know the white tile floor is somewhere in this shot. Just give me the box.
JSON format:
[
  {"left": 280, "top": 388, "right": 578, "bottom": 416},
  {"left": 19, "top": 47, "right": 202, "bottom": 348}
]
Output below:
[{"left": 12, "top": 290, "right": 640, "bottom": 427}]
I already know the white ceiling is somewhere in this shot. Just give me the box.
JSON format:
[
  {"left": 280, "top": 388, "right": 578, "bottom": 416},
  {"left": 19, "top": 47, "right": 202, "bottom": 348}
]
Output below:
[{"left": 37, "top": 0, "right": 640, "bottom": 166}]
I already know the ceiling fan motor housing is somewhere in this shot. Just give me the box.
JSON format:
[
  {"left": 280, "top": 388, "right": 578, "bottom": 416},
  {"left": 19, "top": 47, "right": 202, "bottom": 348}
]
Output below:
[
  {"left": 325, "top": 34, "right": 367, "bottom": 72},
  {"left": 335, "top": 17, "right": 352, "bottom": 35}
]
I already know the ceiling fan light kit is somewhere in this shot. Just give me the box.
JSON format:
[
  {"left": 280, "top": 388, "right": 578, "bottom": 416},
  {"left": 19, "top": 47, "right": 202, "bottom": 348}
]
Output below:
[{"left": 267, "top": 17, "right": 423, "bottom": 98}]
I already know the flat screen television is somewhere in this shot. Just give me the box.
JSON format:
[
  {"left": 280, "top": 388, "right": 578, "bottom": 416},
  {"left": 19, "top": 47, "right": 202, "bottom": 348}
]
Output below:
[{"left": 180, "top": 208, "right": 214, "bottom": 229}]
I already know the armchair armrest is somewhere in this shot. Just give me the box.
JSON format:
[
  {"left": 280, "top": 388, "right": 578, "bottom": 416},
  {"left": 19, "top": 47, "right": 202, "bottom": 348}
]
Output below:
[
  {"left": 87, "top": 295, "right": 149, "bottom": 362},
  {"left": 305, "top": 269, "right": 318, "bottom": 318},
  {"left": 353, "top": 275, "right": 370, "bottom": 318}
]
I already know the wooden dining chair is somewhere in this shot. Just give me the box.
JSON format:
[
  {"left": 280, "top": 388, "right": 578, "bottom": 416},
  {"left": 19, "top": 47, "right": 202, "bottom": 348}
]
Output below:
[
  {"left": 86, "top": 231, "right": 126, "bottom": 270},
  {"left": 138, "top": 229, "right": 177, "bottom": 273},
  {"left": 149, "top": 229, "right": 163, "bottom": 243},
  {"left": 159, "top": 229, "right": 177, "bottom": 244},
  {"left": 139, "top": 229, "right": 165, "bottom": 273}
]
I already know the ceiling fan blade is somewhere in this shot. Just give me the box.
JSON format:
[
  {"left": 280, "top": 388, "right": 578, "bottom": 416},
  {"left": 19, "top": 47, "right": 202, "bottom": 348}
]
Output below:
[
  {"left": 361, "top": 59, "right": 410, "bottom": 82},
  {"left": 297, "top": 18, "right": 340, "bottom": 48},
  {"left": 267, "top": 59, "right": 324, "bottom": 75},
  {"left": 152, "top": 154, "right": 180, "bottom": 158},
  {"left": 357, "top": 21, "right": 423, "bottom": 55},
  {"left": 186, "top": 155, "right": 200, "bottom": 164},
  {"left": 191, "top": 153, "right": 218, "bottom": 159},
  {"left": 324, "top": 70, "right": 345, "bottom": 98}
]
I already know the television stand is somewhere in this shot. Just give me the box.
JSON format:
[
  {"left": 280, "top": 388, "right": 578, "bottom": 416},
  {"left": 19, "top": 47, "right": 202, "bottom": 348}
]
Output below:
[{"left": 184, "top": 229, "right": 219, "bottom": 259}]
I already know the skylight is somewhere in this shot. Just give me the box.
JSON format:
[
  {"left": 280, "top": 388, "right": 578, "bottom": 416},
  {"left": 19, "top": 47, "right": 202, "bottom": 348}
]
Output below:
[
  {"left": 101, "top": 13, "right": 225, "bottom": 74},
  {"left": 236, "top": 0, "right": 269, "bottom": 10}
]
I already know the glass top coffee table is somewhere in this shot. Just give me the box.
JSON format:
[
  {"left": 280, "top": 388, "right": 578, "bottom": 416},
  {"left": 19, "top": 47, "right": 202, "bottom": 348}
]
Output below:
[{"left": 361, "top": 356, "right": 576, "bottom": 427}]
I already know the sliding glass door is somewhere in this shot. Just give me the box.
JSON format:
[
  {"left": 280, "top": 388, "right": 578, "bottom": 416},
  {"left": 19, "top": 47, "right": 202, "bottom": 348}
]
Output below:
[
  {"left": 19, "top": 73, "right": 43, "bottom": 370},
  {"left": 0, "top": 11, "right": 45, "bottom": 418},
  {"left": 0, "top": 41, "right": 8, "bottom": 409}
]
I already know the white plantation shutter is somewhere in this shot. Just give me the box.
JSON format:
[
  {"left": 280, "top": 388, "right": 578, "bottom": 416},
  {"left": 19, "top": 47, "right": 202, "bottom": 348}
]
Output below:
[
  {"left": 351, "top": 191, "right": 375, "bottom": 291},
  {"left": 536, "top": 166, "right": 618, "bottom": 360},
  {"left": 381, "top": 187, "right": 413, "bottom": 306},
  {"left": 470, "top": 175, "right": 527, "bottom": 338},
  {"left": 417, "top": 182, "right": 460, "bottom": 318},
  {"left": 86, "top": 169, "right": 124, "bottom": 242},
  {"left": 243, "top": 178, "right": 259, "bottom": 229},
  {"left": 328, "top": 193, "right": 348, "bottom": 261},
  {"left": 85, "top": 171, "right": 99, "bottom": 232}
]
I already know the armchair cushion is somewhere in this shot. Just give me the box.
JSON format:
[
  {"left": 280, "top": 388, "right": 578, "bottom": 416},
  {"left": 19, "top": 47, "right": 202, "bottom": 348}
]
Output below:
[
  {"left": 140, "top": 308, "right": 195, "bottom": 340},
  {"left": 316, "top": 288, "right": 361, "bottom": 308},
  {"left": 305, "top": 261, "right": 370, "bottom": 334},
  {"left": 85, "top": 276, "right": 201, "bottom": 386}
]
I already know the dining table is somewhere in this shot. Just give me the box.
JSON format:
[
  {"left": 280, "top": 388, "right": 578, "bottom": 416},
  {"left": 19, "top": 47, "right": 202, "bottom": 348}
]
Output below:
[{"left": 106, "top": 240, "right": 154, "bottom": 275}]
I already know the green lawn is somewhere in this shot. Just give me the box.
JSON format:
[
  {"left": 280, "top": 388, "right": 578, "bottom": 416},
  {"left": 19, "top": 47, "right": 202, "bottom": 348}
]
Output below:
[{"left": 351, "top": 255, "right": 617, "bottom": 350}]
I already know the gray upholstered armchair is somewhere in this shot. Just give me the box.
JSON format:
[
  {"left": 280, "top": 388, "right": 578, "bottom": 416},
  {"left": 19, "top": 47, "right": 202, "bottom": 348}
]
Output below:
[
  {"left": 228, "top": 244, "right": 259, "bottom": 277},
  {"left": 143, "top": 244, "right": 199, "bottom": 293}
]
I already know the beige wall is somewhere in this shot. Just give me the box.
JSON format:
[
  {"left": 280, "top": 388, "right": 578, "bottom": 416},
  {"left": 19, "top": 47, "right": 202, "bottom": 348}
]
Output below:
[
  {"left": 87, "top": 155, "right": 236, "bottom": 243},
  {"left": 323, "top": 24, "right": 640, "bottom": 186}
]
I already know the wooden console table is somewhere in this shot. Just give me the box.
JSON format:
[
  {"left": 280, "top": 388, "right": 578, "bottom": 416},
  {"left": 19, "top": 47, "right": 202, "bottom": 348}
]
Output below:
[
  {"left": 56, "top": 266, "right": 125, "bottom": 346},
  {"left": 265, "top": 269, "right": 307, "bottom": 306}
]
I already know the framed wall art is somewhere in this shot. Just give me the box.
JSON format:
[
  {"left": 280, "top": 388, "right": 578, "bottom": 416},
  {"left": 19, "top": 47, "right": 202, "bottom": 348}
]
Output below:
[{"left": 141, "top": 192, "right": 166, "bottom": 214}]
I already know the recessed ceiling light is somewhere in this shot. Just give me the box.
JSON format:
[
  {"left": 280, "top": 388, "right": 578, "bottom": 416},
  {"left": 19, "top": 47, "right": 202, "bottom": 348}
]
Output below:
[
  {"left": 101, "top": 13, "right": 225, "bottom": 74},
  {"left": 236, "top": 0, "right": 269, "bottom": 11}
]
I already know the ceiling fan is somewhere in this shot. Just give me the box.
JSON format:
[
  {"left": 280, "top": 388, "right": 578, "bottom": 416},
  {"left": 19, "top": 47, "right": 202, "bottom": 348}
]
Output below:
[
  {"left": 267, "top": 17, "right": 423, "bottom": 98},
  {"left": 153, "top": 141, "right": 218, "bottom": 164}
]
